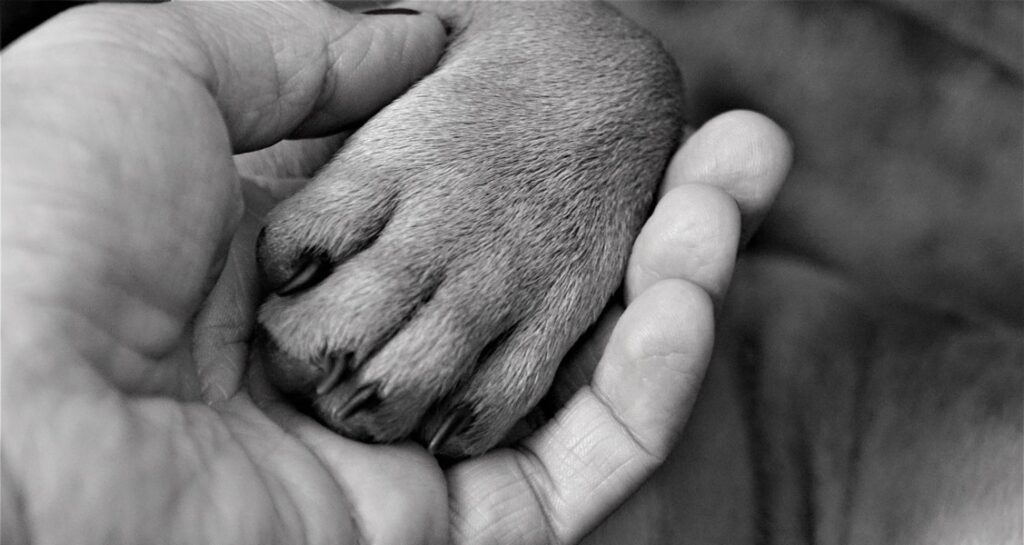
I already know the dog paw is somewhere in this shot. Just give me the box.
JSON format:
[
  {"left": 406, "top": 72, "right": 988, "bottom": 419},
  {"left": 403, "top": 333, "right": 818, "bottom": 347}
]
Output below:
[{"left": 255, "top": 2, "right": 683, "bottom": 458}]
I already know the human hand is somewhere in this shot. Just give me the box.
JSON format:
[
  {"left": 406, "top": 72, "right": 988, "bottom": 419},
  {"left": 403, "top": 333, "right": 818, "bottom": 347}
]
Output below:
[
  {"left": 445, "top": 110, "right": 790, "bottom": 544},
  {"left": 233, "top": 111, "right": 790, "bottom": 545},
  {"left": 2, "top": 3, "right": 448, "bottom": 543},
  {"left": 1, "top": 2, "right": 789, "bottom": 544}
]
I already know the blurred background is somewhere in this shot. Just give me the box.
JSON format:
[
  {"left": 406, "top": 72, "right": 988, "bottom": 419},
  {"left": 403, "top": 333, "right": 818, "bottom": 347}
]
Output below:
[{"left": 613, "top": 1, "right": 1022, "bottom": 326}]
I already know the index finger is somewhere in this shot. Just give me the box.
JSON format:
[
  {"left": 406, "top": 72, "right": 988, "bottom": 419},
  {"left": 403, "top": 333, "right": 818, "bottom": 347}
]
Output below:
[{"left": 664, "top": 110, "right": 792, "bottom": 242}]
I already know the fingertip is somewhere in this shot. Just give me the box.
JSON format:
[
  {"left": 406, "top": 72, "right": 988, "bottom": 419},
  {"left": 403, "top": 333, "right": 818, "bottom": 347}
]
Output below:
[
  {"left": 605, "top": 279, "right": 713, "bottom": 377},
  {"left": 288, "top": 9, "right": 447, "bottom": 138},
  {"left": 626, "top": 184, "right": 741, "bottom": 304},
  {"left": 663, "top": 110, "right": 792, "bottom": 238},
  {"left": 594, "top": 278, "right": 713, "bottom": 458},
  {"left": 362, "top": 9, "right": 448, "bottom": 92},
  {"left": 667, "top": 110, "right": 793, "bottom": 193}
]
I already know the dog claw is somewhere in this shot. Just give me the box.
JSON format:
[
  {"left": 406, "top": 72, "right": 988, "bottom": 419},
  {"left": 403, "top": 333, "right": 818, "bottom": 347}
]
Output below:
[
  {"left": 315, "top": 352, "right": 350, "bottom": 396},
  {"left": 427, "top": 406, "right": 473, "bottom": 455},
  {"left": 276, "top": 253, "right": 332, "bottom": 296},
  {"left": 336, "top": 383, "right": 380, "bottom": 420}
]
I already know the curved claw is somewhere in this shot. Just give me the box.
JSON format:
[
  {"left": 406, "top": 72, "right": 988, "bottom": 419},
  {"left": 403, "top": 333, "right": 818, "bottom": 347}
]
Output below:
[
  {"left": 315, "top": 352, "right": 351, "bottom": 396},
  {"left": 427, "top": 406, "right": 474, "bottom": 455},
  {"left": 336, "top": 383, "right": 381, "bottom": 421},
  {"left": 276, "top": 253, "right": 333, "bottom": 296}
]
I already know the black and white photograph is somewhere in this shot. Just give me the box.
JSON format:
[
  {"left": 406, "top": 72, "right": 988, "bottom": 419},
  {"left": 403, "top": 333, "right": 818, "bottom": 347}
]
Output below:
[{"left": 2, "top": 1, "right": 1021, "bottom": 543}]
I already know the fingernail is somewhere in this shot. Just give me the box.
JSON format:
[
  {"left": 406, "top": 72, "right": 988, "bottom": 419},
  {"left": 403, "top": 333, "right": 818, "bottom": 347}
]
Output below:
[{"left": 363, "top": 8, "right": 421, "bottom": 15}]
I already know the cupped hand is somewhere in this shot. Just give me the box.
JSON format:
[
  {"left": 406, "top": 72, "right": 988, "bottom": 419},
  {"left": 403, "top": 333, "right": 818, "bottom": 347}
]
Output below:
[
  {"left": 0, "top": 3, "right": 789, "bottom": 544},
  {"left": 443, "top": 111, "right": 790, "bottom": 544},
  {"left": 3, "top": 3, "right": 447, "bottom": 544}
]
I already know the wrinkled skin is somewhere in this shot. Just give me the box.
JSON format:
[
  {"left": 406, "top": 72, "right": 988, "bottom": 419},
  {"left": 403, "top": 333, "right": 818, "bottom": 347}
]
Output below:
[{"left": 1, "top": 3, "right": 789, "bottom": 545}]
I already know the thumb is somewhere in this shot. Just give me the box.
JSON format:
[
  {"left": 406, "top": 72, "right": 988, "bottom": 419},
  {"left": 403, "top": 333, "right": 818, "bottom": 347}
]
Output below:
[{"left": 15, "top": 1, "right": 447, "bottom": 152}]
